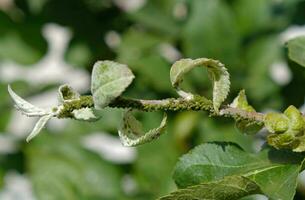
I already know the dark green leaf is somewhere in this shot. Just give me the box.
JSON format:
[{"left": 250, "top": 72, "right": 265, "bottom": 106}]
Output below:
[
  {"left": 173, "top": 142, "right": 304, "bottom": 200},
  {"left": 287, "top": 36, "right": 305, "bottom": 67},
  {"left": 159, "top": 176, "right": 261, "bottom": 200}
]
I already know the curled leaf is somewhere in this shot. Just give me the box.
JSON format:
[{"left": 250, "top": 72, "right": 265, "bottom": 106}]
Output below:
[
  {"left": 8, "top": 85, "right": 48, "bottom": 117},
  {"left": 264, "top": 105, "right": 305, "bottom": 151},
  {"left": 284, "top": 105, "right": 305, "bottom": 133},
  {"left": 170, "top": 58, "right": 230, "bottom": 112},
  {"left": 264, "top": 113, "right": 289, "bottom": 134},
  {"left": 231, "top": 90, "right": 263, "bottom": 135},
  {"left": 267, "top": 132, "right": 299, "bottom": 150},
  {"left": 118, "top": 110, "right": 167, "bottom": 146},
  {"left": 58, "top": 84, "right": 80, "bottom": 102},
  {"left": 26, "top": 114, "right": 53, "bottom": 142},
  {"left": 91, "top": 61, "right": 135, "bottom": 109}
]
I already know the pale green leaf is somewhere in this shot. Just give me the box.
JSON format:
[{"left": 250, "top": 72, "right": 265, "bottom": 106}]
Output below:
[
  {"left": 287, "top": 36, "right": 305, "bottom": 67},
  {"left": 231, "top": 90, "right": 263, "bottom": 135},
  {"left": 264, "top": 113, "right": 289, "bottom": 134},
  {"left": 170, "top": 58, "right": 230, "bottom": 112},
  {"left": 91, "top": 61, "right": 135, "bottom": 109},
  {"left": 173, "top": 142, "right": 304, "bottom": 200},
  {"left": 284, "top": 105, "right": 305, "bottom": 133},
  {"left": 72, "top": 107, "right": 101, "bottom": 122},
  {"left": 8, "top": 85, "right": 47, "bottom": 117},
  {"left": 118, "top": 110, "right": 167, "bottom": 146},
  {"left": 26, "top": 114, "right": 53, "bottom": 142},
  {"left": 159, "top": 176, "right": 261, "bottom": 200},
  {"left": 230, "top": 90, "right": 254, "bottom": 111},
  {"left": 264, "top": 105, "right": 305, "bottom": 151},
  {"left": 58, "top": 84, "right": 80, "bottom": 103}
]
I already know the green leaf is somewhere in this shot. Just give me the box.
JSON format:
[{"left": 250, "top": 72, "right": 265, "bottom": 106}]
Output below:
[
  {"left": 170, "top": 58, "right": 230, "bottom": 112},
  {"left": 264, "top": 113, "right": 289, "bottom": 134},
  {"left": 26, "top": 134, "right": 123, "bottom": 199},
  {"left": 233, "top": 0, "right": 273, "bottom": 36},
  {"left": 91, "top": 60, "right": 135, "bottom": 109},
  {"left": 128, "top": 0, "right": 179, "bottom": 36},
  {"left": 117, "top": 29, "right": 174, "bottom": 93},
  {"left": 0, "top": 32, "right": 45, "bottom": 65},
  {"left": 264, "top": 105, "right": 305, "bottom": 151},
  {"left": 26, "top": 114, "right": 53, "bottom": 142},
  {"left": 58, "top": 84, "right": 80, "bottom": 102},
  {"left": 134, "top": 113, "right": 180, "bottom": 198},
  {"left": 173, "top": 142, "right": 304, "bottom": 200},
  {"left": 287, "top": 36, "right": 305, "bottom": 67},
  {"left": 118, "top": 110, "right": 167, "bottom": 146},
  {"left": 181, "top": 0, "right": 240, "bottom": 68},
  {"left": 159, "top": 176, "right": 261, "bottom": 200},
  {"left": 230, "top": 90, "right": 263, "bottom": 135}
]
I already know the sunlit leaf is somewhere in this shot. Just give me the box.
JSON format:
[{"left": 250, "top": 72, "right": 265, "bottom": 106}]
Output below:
[{"left": 91, "top": 61, "right": 135, "bottom": 109}]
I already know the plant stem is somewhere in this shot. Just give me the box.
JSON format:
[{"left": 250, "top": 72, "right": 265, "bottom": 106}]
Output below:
[{"left": 57, "top": 95, "right": 265, "bottom": 123}]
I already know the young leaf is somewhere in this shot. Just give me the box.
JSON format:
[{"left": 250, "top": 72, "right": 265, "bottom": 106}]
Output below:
[
  {"left": 91, "top": 61, "right": 135, "bottom": 109},
  {"left": 8, "top": 85, "right": 48, "bottom": 117},
  {"left": 159, "top": 176, "right": 261, "bottom": 200},
  {"left": 58, "top": 84, "right": 80, "bottom": 102},
  {"left": 72, "top": 107, "right": 101, "bottom": 122},
  {"left": 264, "top": 105, "right": 305, "bottom": 151},
  {"left": 118, "top": 110, "right": 167, "bottom": 146},
  {"left": 230, "top": 90, "right": 263, "bottom": 135},
  {"left": 264, "top": 113, "right": 289, "bottom": 134},
  {"left": 26, "top": 114, "right": 53, "bottom": 142},
  {"left": 173, "top": 142, "right": 304, "bottom": 200},
  {"left": 287, "top": 36, "right": 305, "bottom": 67},
  {"left": 170, "top": 58, "right": 230, "bottom": 112}
]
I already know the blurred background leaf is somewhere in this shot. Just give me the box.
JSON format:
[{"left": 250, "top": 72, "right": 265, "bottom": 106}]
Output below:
[{"left": 1, "top": 0, "right": 305, "bottom": 199}]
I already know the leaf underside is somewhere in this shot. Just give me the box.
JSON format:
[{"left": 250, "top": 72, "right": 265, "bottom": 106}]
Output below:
[
  {"left": 118, "top": 110, "right": 167, "bottom": 146},
  {"left": 170, "top": 58, "right": 230, "bottom": 112},
  {"left": 8, "top": 85, "right": 47, "bottom": 116}
]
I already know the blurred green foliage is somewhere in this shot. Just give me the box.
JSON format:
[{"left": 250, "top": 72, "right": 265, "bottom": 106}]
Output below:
[{"left": 1, "top": 0, "right": 305, "bottom": 199}]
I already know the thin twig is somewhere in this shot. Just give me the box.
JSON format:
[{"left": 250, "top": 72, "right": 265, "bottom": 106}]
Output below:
[{"left": 57, "top": 95, "right": 265, "bottom": 123}]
